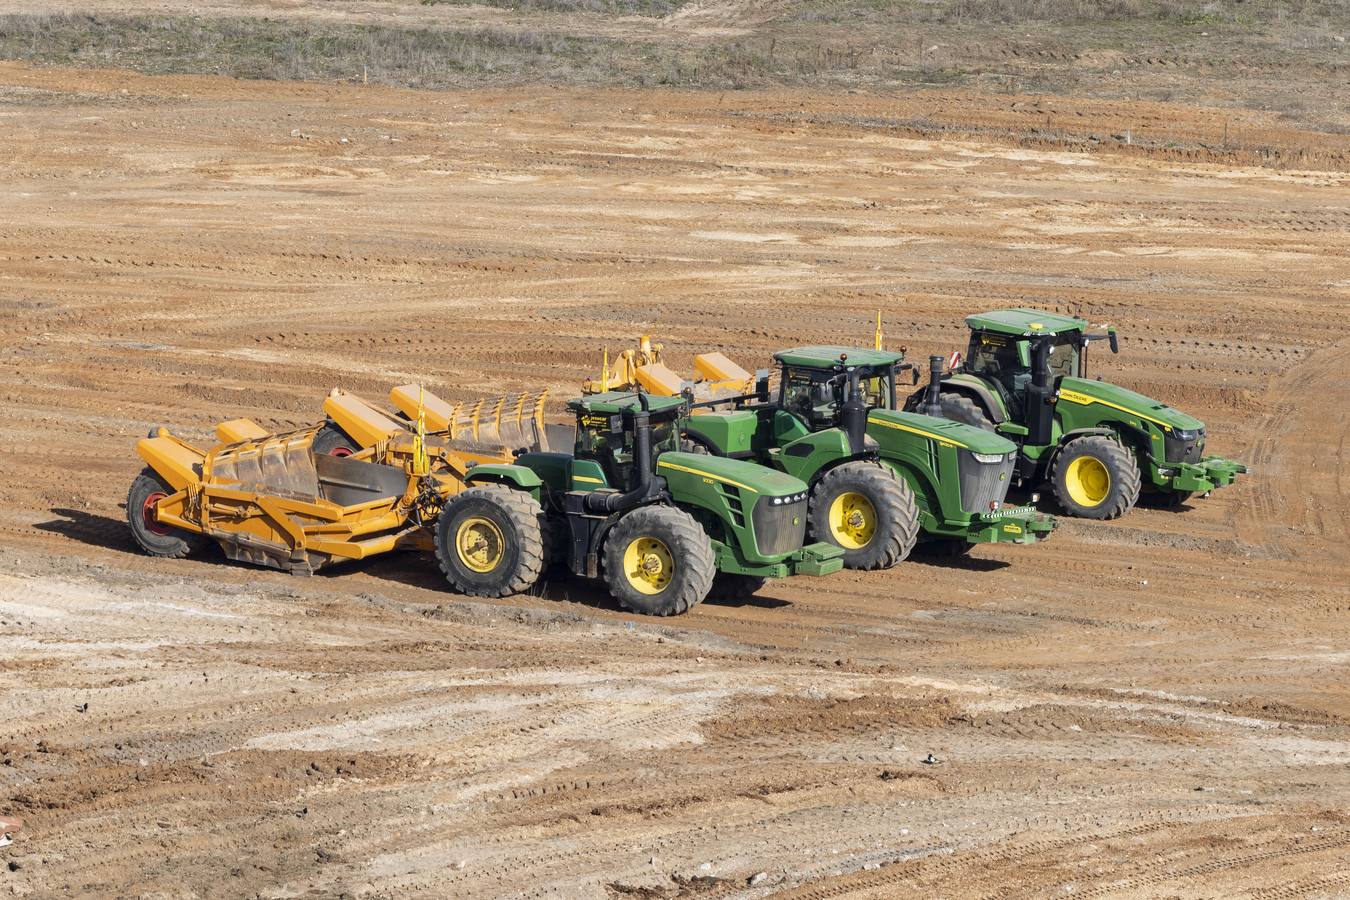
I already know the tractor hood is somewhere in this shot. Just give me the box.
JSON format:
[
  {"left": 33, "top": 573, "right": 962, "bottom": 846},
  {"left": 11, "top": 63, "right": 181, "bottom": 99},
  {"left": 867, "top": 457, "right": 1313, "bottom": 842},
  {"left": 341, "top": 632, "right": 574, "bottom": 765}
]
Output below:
[
  {"left": 1058, "top": 377, "right": 1204, "bottom": 433},
  {"left": 656, "top": 450, "right": 809, "bottom": 498},
  {"left": 867, "top": 409, "right": 1017, "bottom": 455}
]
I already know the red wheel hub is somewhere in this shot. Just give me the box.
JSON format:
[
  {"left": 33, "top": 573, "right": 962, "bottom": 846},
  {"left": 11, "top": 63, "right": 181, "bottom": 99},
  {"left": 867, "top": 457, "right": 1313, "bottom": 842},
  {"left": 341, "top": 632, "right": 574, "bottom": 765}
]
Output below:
[
  {"left": 330, "top": 446, "right": 354, "bottom": 457},
  {"left": 142, "top": 491, "right": 170, "bottom": 536}
]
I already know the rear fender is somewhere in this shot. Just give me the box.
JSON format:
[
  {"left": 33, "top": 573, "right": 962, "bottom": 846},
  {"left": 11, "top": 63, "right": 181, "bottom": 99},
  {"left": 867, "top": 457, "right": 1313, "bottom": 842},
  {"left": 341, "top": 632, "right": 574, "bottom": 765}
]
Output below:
[
  {"left": 136, "top": 428, "right": 205, "bottom": 491},
  {"left": 942, "top": 375, "right": 1007, "bottom": 423}
]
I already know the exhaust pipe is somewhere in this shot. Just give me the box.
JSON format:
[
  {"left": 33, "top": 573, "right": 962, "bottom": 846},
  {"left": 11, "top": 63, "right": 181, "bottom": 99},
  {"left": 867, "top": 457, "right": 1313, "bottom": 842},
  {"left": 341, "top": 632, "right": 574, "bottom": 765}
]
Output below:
[
  {"left": 584, "top": 393, "right": 663, "bottom": 513},
  {"left": 840, "top": 370, "right": 868, "bottom": 455},
  {"left": 922, "top": 354, "right": 945, "bottom": 418}
]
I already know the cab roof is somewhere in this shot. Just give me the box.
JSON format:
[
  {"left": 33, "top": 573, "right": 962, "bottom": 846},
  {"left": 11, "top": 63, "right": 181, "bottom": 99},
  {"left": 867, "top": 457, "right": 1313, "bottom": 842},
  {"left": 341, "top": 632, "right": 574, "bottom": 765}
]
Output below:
[
  {"left": 965, "top": 308, "right": 1087, "bottom": 337},
  {"left": 774, "top": 346, "right": 905, "bottom": 369},
  {"left": 567, "top": 391, "right": 686, "bottom": 416}
]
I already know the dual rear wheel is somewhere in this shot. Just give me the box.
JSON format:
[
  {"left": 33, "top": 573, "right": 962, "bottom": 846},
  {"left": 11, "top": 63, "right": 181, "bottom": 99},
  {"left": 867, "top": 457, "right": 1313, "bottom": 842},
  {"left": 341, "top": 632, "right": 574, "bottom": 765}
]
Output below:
[{"left": 437, "top": 487, "right": 719, "bottom": 616}]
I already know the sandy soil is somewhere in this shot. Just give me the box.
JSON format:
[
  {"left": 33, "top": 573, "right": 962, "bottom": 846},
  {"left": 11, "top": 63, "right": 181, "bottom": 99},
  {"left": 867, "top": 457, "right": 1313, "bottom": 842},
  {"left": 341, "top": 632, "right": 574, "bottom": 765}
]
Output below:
[{"left": 0, "top": 62, "right": 1347, "bottom": 898}]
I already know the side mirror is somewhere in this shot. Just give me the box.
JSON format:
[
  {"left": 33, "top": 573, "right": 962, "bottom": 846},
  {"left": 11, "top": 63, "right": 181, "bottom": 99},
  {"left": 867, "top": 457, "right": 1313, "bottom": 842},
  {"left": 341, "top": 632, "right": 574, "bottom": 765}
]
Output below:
[
  {"left": 1108, "top": 328, "right": 1119, "bottom": 354},
  {"left": 996, "top": 422, "right": 1029, "bottom": 437},
  {"left": 911, "top": 368, "right": 920, "bottom": 386},
  {"left": 755, "top": 370, "right": 771, "bottom": 403}
]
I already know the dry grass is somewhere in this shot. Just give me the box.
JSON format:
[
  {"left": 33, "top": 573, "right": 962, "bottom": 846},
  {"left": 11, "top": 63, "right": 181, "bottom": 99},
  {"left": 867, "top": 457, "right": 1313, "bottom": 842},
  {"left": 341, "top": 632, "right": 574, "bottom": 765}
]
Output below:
[{"left": 0, "top": 3, "right": 1345, "bottom": 132}]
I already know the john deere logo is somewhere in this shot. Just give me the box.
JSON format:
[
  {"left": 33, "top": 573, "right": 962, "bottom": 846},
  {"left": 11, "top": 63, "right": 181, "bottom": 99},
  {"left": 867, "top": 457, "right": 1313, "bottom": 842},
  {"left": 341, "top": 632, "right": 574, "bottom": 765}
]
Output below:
[
  {"left": 999, "top": 472, "right": 1006, "bottom": 481},
  {"left": 792, "top": 516, "right": 800, "bottom": 526}
]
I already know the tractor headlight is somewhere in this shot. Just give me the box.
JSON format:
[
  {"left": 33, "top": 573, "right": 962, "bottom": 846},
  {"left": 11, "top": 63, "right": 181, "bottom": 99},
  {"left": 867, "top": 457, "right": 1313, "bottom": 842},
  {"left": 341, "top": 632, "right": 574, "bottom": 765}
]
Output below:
[
  {"left": 770, "top": 491, "right": 809, "bottom": 506},
  {"left": 971, "top": 452, "right": 1005, "bottom": 464},
  {"left": 1172, "top": 428, "right": 1198, "bottom": 441}
]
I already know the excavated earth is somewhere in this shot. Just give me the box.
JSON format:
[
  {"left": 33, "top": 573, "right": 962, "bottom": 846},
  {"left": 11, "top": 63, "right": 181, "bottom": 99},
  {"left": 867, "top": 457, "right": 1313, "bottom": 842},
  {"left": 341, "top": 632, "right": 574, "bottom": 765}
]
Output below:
[{"left": 0, "top": 62, "right": 1347, "bottom": 898}]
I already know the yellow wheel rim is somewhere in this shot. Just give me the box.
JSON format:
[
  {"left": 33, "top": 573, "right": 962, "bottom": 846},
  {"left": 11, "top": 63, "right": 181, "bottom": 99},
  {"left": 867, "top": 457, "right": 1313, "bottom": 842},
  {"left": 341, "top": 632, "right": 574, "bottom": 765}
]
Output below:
[
  {"left": 1066, "top": 456, "right": 1111, "bottom": 507},
  {"left": 456, "top": 516, "right": 505, "bottom": 573},
  {"left": 828, "top": 490, "right": 876, "bottom": 550},
  {"left": 622, "top": 536, "right": 674, "bottom": 596}
]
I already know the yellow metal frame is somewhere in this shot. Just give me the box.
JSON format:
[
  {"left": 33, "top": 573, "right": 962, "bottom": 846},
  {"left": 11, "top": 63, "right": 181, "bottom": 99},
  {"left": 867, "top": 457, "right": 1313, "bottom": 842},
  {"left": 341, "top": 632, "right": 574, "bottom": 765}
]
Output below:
[{"left": 581, "top": 335, "right": 754, "bottom": 401}]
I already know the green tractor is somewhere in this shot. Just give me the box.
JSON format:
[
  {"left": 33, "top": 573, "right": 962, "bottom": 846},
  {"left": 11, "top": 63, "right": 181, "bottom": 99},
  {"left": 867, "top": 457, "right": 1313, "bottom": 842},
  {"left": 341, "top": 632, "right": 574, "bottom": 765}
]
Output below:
[
  {"left": 679, "top": 346, "right": 1056, "bottom": 566},
  {"left": 909, "top": 308, "right": 1247, "bottom": 518},
  {"left": 435, "top": 391, "right": 843, "bottom": 616}
]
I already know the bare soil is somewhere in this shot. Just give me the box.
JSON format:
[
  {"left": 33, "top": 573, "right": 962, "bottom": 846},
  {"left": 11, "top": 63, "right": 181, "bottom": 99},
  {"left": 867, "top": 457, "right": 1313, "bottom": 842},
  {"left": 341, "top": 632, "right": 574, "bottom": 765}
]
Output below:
[{"left": 0, "top": 61, "right": 1347, "bottom": 898}]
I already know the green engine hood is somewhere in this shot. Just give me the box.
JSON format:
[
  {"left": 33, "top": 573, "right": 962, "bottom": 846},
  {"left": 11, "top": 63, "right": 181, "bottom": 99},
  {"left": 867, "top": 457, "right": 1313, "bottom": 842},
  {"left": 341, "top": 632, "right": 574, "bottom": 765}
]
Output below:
[
  {"left": 868, "top": 409, "right": 1016, "bottom": 455},
  {"left": 656, "top": 450, "right": 808, "bottom": 497},
  {"left": 1058, "top": 377, "right": 1204, "bottom": 433}
]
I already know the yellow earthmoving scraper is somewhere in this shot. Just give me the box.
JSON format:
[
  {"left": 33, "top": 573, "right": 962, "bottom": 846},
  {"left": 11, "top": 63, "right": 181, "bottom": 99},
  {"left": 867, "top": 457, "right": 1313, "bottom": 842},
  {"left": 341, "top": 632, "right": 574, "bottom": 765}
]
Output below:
[{"left": 581, "top": 335, "right": 755, "bottom": 401}]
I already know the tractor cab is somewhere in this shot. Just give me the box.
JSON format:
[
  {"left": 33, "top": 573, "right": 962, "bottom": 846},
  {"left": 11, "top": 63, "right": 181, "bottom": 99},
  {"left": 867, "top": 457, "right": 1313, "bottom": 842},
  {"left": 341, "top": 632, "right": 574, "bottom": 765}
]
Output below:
[
  {"left": 775, "top": 346, "right": 905, "bottom": 423},
  {"left": 959, "top": 309, "right": 1116, "bottom": 443},
  {"left": 571, "top": 392, "right": 684, "bottom": 490}
]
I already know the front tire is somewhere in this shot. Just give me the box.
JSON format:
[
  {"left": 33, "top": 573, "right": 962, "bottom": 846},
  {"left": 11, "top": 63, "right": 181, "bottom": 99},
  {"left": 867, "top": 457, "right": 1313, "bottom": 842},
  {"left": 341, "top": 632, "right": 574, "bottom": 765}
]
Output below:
[
  {"left": 808, "top": 462, "right": 918, "bottom": 570},
  {"left": 602, "top": 505, "right": 715, "bottom": 616},
  {"left": 1050, "top": 435, "right": 1141, "bottom": 519},
  {"left": 435, "top": 484, "right": 546, "bottom": 597},
  {"left": 127, "top": 468, "right": 207, "bottom": 558}
]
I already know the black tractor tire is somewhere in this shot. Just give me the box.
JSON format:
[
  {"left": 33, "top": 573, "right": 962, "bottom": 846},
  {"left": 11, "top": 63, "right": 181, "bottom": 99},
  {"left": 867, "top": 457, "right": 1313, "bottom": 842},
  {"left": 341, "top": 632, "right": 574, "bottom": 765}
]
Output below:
[
  {"left": 708, "top": 572, "right": 768, "bottom": 601},
  {"left": 127, "top": 468, "right": 208, "bottom": 558},
  {"left": 435, "top": 484, "right": 546, "bottom": 597},
  {"left": 808, "top": 462, "right": 919, "bottom": 570},
  {"left": 1050, "top": 435, "right": 1142, "bottom": 520},
  {"left": 936, "top": 394, "right": 996, "bottom": 431},
  {"left": 311, "top": 422, "right": 360, "bottom": 457},
  {"left": 602, "top": 505, "right": 715, "bottom": 616}
]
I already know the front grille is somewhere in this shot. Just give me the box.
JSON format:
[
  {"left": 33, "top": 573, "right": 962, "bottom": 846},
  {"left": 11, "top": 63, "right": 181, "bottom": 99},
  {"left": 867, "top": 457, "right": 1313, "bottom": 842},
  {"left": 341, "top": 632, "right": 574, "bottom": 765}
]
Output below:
[
  {"left": 1164, "top": 427, "right": 1205, "bottom": 464},
  {"left": 957, "top": 450, "right": 1014, "bottom": 513},
  {"left": 752, "top": 496, "right": 808, "bottom": 557}
]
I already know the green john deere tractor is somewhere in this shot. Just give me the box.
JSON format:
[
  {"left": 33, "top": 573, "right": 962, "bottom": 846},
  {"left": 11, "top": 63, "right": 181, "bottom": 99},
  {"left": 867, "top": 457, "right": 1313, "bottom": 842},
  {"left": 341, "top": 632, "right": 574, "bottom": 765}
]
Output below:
[
  {"left": 908, "top": 308, "right": 1247, "bottom": 518},
  {"left": 435, "top": 391, "right": 843, "bottom": 616},
  {"left": 679, "top": 346, "right": 1056, "bottom": 565}
]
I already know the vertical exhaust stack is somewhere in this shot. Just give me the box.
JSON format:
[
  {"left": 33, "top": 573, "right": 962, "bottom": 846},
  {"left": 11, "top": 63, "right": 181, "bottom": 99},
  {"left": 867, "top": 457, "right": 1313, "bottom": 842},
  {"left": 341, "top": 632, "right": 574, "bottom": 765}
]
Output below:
[
  {"left": 840, "top": 370, "right": 868, "bottom": 456},
  {"left": 922, "top": 355, "right": 945, "bottom": 418}
]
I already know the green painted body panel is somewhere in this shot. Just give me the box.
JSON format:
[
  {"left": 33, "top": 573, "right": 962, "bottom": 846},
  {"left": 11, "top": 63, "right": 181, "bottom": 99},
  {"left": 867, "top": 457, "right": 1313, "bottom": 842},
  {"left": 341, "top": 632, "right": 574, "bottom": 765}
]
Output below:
[
  {"left": 654, "top": 450, "right": 811, "bottom": 568},
  {"left": 773, "top": 429, "right": 856, "bottom": 484},
  {"left": 867, "top": 409, "right": 1014, "bottom": 455},
  {"left": 510, "top": 452, "right": 571, "bottom": 494},
  {"left": 462, "top": 463, "right": 545, "bottom": 501},
  {"left": 567, "top": 457, "right": 608, "bottom": 491},
  {"left": 965, "top": 308, "right": 1086, "bottom": 336},
  {"left": 687, "top": 409, "right": 758, "bottom": 455},
  {"left": 865, "top": 413, "right": 1015, "bottom": 537},
  {"left": 773, "top": 345, "right": 905, "bottom": 368},
  {"left": 1055, "top": 377, "right": 1203, "bottom": 433}
]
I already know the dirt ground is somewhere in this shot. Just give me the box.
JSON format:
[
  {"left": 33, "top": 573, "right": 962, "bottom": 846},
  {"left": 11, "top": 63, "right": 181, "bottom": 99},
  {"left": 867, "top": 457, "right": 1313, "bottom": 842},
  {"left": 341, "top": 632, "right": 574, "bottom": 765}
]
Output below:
[{"left": 0, "top": 61, "right": 1348, "bottom": 898}]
